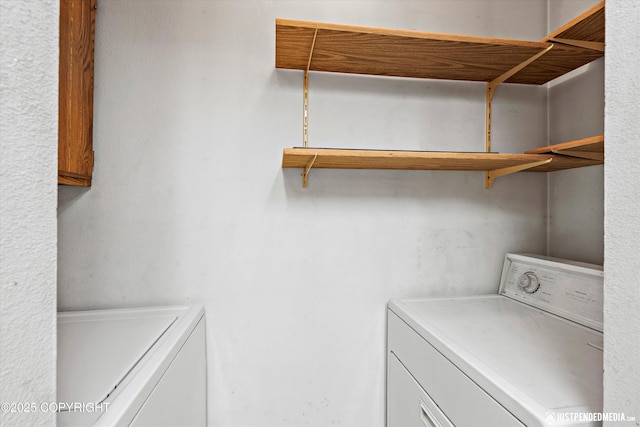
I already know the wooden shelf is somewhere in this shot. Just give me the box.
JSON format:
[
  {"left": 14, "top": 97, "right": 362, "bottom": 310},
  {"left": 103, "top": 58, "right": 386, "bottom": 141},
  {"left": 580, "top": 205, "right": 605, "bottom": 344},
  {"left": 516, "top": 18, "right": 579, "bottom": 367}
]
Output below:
[
  {"left": 525, "top": 153, "right": 602, "bottom": 172},
  {"left": 276, "top": 3, "right": 604, "bottom": 85},
  {"left": 526, "top": 135, "right": 604, "bottom": 162},
  {"left": 529, "top": 134, "right": 604, "bottom": 154},
  {"left": 282, "top": 147, "right": 602, "bottom": 188},
  {"left": 282, "top": 148, "right": 548, "bottom": 188},
  {"left": 282, "top": 147, "right": 600, "bottom": 172},
  {"left": 277, "top": 3, "right": 605, "bottom": 188},
  {"left": 283, "top": 148, "right": 546, "bottom": 171}
]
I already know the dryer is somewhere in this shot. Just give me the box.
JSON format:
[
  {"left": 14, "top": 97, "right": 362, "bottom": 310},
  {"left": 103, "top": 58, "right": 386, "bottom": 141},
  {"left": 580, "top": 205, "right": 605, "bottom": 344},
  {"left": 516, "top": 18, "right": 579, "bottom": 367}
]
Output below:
[
  {"left": 57, "top": 305, "right": 206, "bottom": 427},
  {"left": 387, "top": 254, "right": 603, "bottom": 427}
]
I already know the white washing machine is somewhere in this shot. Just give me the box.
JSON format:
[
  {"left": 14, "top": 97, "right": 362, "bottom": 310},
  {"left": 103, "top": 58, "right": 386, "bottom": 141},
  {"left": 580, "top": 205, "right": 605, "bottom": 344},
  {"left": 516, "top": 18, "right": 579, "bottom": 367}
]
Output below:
[
  {"left": 57, "top": 305, "right": 206, "bottom": 427},
  {"left": 387, "top": 254, "right": 603, "bottom": 427}
]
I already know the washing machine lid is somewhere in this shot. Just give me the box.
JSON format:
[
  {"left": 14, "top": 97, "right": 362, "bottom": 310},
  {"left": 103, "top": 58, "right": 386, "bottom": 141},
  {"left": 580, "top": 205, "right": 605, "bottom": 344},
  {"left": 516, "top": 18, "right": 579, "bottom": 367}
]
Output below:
[
  {"left": 57, "top": 313, "right": 177, "bottom": 405},
  {"left": 388, "top": 295, "right": 603, "bottom": 427}
]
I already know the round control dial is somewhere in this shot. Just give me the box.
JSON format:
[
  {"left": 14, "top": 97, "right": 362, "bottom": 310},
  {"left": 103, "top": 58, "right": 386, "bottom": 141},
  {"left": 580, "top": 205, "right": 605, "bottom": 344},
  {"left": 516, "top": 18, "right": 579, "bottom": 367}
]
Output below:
[{"left": 517, "top": 272, "right": 540, "bottom": 294}]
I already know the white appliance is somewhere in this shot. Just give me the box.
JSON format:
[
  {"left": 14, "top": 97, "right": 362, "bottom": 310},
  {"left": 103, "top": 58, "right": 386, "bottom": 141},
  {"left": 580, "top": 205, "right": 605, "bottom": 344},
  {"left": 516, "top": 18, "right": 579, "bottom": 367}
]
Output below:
[
  {"left": 57, "top": 305, "right": 206, "bottom": 427},
  {"left": 387, "top": 254, "right": 603, "bottom": 427}
]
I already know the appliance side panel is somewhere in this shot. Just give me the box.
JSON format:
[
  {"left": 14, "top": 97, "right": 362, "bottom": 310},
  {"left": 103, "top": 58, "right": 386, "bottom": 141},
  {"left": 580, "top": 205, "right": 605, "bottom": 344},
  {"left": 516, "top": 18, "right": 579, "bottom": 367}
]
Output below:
[{"left": 128, "top": 319, "right": 207, "bottom": 427}]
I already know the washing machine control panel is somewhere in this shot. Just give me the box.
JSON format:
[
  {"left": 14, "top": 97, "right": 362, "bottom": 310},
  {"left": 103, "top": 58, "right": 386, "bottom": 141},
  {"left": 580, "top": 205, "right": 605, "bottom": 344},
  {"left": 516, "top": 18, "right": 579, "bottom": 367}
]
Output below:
[{"left": 500, "top": 254, "right": 603, "bottom": 331}]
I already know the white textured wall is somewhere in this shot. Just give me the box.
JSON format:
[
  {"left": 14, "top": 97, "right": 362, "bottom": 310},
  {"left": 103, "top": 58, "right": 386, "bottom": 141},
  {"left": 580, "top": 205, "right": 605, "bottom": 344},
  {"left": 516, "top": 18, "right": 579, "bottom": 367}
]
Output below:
[
  {"left": 57, "top": 1, "right": 550, "bottom": 426},
  {"left": 604, "top": 0, "right": 640, "bottom": 424},
  {"left": 0, "top": 1, "right": 58, "bottom": 426}
]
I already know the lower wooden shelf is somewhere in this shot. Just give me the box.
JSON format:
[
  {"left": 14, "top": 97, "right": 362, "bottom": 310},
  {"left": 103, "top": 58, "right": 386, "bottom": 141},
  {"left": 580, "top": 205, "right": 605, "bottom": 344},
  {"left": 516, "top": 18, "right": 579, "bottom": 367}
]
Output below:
[
  {"left": 525, "top": 155, "right": 601, "bottom": 171},
  {"left": 282, "top": 146, "right": 603, "bottom": 188},
  {"left": 282, "top": 148, "right": 548, "bottom": 170},
  {"left": 525, "top": 135, "right": 604, "bottom": 161}
]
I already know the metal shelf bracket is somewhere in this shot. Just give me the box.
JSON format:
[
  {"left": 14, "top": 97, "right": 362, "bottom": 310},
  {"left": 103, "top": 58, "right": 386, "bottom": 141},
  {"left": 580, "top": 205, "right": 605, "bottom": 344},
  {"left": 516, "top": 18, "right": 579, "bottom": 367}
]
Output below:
[
  {"left": 302, "top": 153, "right": 318, "bottom": 188},
  {"left": 486, "top": 158, "right": 552, "bottom": 189},
  {"left": 484, "top": 45, "right": 554, "bottom": 188}
]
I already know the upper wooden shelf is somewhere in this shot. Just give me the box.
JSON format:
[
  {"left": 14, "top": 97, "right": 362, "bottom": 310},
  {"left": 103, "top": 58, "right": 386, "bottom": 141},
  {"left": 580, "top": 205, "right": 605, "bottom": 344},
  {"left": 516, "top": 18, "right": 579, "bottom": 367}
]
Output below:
[{"left": 276, "top": 2, "right": 604, "bottom": 85}]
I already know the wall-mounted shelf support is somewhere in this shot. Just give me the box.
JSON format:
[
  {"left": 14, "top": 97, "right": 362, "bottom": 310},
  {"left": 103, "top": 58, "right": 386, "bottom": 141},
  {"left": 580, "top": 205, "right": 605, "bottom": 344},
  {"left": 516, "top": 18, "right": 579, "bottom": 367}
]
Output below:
[
  {"left": 485, "top": 44, "right": 554, "bottom": 151},
  {"left": 303, "top": 27, "right": 318, "bottom": 148},
  {"left": 485, "top": 45, "right": 553, "bottom": 186},
  {"left": 486, "top": 158, "right": 552, "bottom": 189},
  {"left": 302, "top": 153, "right": 318, "bottom": 188}
]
